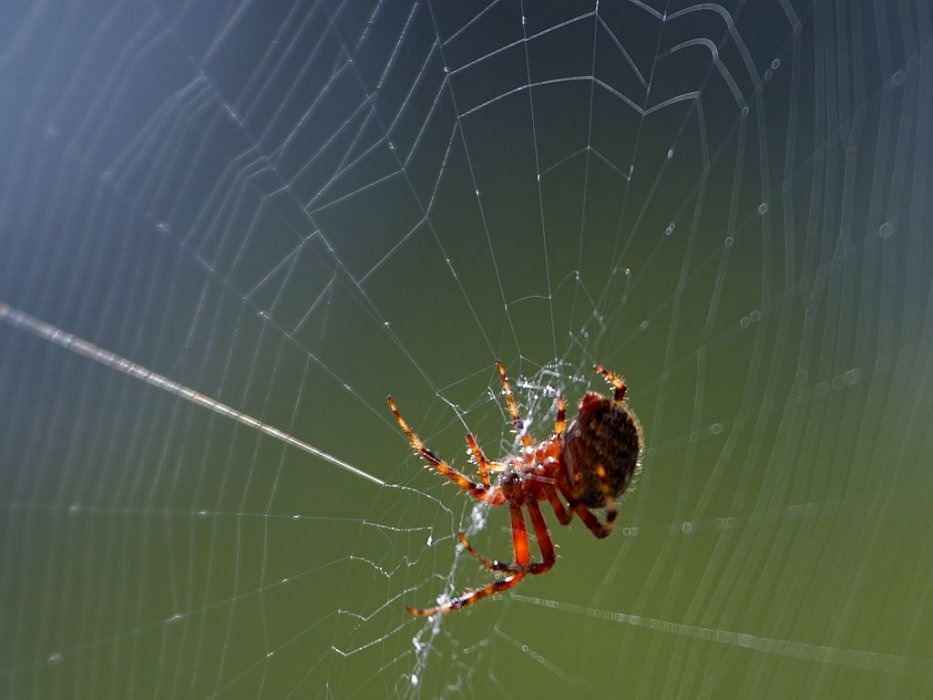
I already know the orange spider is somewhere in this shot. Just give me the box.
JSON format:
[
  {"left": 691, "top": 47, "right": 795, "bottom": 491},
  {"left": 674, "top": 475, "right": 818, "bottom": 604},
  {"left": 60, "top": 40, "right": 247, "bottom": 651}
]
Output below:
[{"left": 388, "top": 361, "right": 643, "bottom": 616}]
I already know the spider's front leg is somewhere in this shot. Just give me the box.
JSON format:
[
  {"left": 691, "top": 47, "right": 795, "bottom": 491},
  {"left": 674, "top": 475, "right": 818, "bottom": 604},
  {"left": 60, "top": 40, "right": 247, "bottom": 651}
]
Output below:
[
  {"left": 497, "top": 360, "right": 534, "bottom": 447},
  {"left": 388, "top": 396, "right": 502, "bottom": 504}
]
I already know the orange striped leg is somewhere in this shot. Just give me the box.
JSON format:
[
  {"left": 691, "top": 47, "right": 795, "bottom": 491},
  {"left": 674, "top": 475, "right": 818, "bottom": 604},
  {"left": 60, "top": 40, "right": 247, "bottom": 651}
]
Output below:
[
  {"left": 593, "top": 364, "right": 627, "bottom": 402},
  {"left": 553, "top": 392, "right": 567, "bottom": 436},
  {"left": 497, "top": 360, "right": 533, "bottom": 447},
  {"left": 465, "top": 433, "right": 495, "bottom": 487},
  {"left": 457, "top": 533, "right": 512, "bottom": 571},
  {"left": 388, "top": 396, "right": 493, "bottom": 502},
  {"left": 544, "top": 398, "right": 571, "bottom": 521},
  {"left": 457, "top": 503, "right": 530, "bottom": 572},
  {"left": 406, "top": 573, "right": 525, "bottom": 615},
  {"left": 407, "top": 503, "right": 534, "bottom": 615},
  {"left": 458, "top": 501, "right": 556, "bottom": 575}
]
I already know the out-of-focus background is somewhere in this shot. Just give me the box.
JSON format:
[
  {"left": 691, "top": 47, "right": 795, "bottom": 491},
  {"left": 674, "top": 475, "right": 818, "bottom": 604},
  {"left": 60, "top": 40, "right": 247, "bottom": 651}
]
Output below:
[{"left": 1, "top": 1, "right": 932, "bottom": 697}]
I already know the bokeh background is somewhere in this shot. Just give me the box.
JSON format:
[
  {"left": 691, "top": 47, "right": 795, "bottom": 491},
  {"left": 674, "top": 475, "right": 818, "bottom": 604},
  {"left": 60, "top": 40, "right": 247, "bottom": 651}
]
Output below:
[{"left": 1, "top": 0, "right": 932, "bottom": 697}]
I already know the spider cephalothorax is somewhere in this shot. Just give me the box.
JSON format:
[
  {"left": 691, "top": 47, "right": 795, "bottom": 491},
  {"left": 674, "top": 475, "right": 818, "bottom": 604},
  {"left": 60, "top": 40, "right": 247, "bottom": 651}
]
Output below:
[{"left": 389, "top": 361, "right": 643, "bottom": 616}]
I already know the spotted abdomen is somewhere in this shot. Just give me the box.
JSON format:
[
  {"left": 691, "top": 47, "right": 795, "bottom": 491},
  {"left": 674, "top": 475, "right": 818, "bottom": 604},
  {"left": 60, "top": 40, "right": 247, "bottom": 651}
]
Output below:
[{"left": 562, "top": 392, "right": 642, "bottom": 508}]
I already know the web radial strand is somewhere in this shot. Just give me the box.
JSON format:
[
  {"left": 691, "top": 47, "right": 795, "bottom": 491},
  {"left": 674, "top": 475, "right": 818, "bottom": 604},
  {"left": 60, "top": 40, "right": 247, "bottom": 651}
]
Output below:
[{"left": 0, "top": 302, "right": 384, "bottom": 486}]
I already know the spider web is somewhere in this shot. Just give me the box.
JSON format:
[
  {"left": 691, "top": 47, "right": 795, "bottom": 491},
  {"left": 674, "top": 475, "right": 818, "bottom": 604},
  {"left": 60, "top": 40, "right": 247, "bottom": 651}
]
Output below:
[{"left": 1, "top": 0, "right": 932, "bottom": 697}]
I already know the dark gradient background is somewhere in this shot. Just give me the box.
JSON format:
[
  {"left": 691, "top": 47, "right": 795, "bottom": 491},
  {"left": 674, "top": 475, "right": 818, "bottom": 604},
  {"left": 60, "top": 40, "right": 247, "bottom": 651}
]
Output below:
[{"left": 1, "top": 1, "right": 932, "bottom": 698}]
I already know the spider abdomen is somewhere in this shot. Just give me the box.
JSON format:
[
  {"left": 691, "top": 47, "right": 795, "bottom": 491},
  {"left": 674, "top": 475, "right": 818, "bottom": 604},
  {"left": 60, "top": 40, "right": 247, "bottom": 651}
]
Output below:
[{"left": 562, "top": 392, "right": 642, "bottom": 508}]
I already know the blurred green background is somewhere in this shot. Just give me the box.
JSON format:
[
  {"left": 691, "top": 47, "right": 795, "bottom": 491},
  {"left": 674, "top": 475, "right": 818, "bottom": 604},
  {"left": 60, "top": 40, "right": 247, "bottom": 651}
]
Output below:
[{"left": 1, "top": 0, "right": 932, "bottom": 697}]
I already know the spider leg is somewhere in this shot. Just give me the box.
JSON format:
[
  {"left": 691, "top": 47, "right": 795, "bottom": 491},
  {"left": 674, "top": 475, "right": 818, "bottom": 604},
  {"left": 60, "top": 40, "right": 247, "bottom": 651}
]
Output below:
[
  {"left": 497, "top": 360, "right": 533, "bottom": 447},
  {"left": 525, "top": 500, "right": 556, "bottom": 574},
  {"left": 593, "top": 364, "right": 627, "bottom": 402},
  {"left": 458, "top": 501, "right": 556, "bottom": 575},
  {"left": 408, "top": 503, "right": 532, "bottom": 615},
  {"left": 545, "top": 392, "right": 573, "bottom": 525},
  {"left": 457, "top": 504, "right": 528, "bottom": 571},
  {"left": 457, "top": 532, "right": 511, "bottom": 571},
  {"left": 555, "top": 480, "right": 614, "bottom": 538},
  {"left": 553, "top": 392, "right": 567, "bottom": 437},
  {"left": 543, "top": 484, "right": 572, "bottom": 525},
  {"left": 388, "top": 396, "right": 501, "bottom": 504},
  {"left": 406, "top": 573, "right": 525, "bottom": 616},
  {"left": 509, "top": 501, "right": 532, "bottom": 567},
  {"left": 574, "top": 503, "right": 615, "bottom": 539},
  {"left": 465, "top": 433, "right": 500, "bottom": 488}
]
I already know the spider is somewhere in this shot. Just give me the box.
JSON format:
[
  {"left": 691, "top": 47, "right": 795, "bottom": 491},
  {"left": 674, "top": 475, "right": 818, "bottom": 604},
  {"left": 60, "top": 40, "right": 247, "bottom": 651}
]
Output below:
[{"left": 388, "top": 361, "right": 643, "bottom": 616}]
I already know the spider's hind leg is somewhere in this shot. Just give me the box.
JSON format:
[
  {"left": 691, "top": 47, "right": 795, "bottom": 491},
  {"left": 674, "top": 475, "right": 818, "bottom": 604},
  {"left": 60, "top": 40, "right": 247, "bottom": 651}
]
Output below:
[
  {"left": 406, "top": 573, "right": 526, "bottom": 616},
  {"left": 408, "top": 502, "right": 557, "bottom": 616},
  {"left": 593, "top": 364, "right": 627, "bottom": 402},
  {"left": 457, "top": 533, "right": 511, "bottom": 571},
  {"left": 458, "top": 501, "right": 556, "bottom": 575}
]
